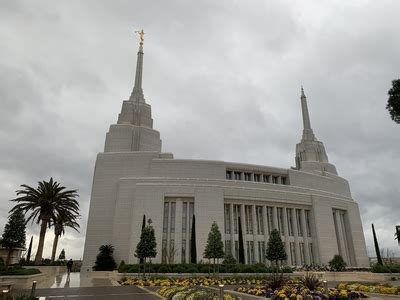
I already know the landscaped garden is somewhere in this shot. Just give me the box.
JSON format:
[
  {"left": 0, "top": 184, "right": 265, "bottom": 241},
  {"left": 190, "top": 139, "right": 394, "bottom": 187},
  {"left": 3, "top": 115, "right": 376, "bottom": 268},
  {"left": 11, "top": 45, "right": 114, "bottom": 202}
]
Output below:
[{"left": 119, "top": 274, "right": 400, "bottom": 299}]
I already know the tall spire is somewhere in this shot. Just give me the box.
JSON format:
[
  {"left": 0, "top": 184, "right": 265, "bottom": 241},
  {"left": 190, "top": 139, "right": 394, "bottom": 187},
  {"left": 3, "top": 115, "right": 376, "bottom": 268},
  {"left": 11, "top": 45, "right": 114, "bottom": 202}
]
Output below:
[
  {"left": 129, "top": 29, "right": 145, "bottom": 102},
  {"left": 300, "top": 86, "right": 316, "bottom": 141}
]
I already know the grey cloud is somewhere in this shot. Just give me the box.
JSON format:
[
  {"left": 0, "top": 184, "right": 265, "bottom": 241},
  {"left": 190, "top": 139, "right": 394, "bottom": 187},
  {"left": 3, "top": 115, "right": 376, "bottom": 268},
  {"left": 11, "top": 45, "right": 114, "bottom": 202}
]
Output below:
[{"left": 1, "top": 0, "right": 399, "bottom": 259}]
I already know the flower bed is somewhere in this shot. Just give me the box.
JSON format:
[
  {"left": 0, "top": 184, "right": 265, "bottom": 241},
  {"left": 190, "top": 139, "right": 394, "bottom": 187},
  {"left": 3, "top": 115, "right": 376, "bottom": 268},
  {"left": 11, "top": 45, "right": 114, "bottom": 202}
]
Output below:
[
  {"left": 235, "top": 285, "right": 367, "bottom": 299},
  {"left": 158, "top": 286, "right": 238, "bottom": 300},
  {"left": 338, "top": 282, "right": 400, "bottom": 295},
  {"left": 120, "top": 276, "right": 269, "bottom": 286}
]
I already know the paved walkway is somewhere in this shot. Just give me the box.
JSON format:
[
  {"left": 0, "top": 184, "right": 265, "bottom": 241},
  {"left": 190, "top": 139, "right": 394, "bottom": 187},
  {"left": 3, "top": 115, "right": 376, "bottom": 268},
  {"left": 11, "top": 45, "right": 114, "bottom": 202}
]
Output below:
[{"left": 35, "top": 286, "right": 162, "bottom": 299}]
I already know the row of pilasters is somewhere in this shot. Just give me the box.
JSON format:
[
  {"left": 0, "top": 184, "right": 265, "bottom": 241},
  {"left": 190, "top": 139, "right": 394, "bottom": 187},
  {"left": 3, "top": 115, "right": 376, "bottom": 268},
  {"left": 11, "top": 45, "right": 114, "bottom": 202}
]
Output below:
[{"left": 225, "top": 202, "right": 314, "bottom": 266}]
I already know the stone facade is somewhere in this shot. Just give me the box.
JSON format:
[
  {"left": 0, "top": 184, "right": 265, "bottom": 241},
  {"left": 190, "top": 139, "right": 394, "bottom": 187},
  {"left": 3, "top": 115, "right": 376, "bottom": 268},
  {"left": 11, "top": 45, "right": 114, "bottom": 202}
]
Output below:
[{"left": 81, "top": 43, "right": 369, "bottom": 271}]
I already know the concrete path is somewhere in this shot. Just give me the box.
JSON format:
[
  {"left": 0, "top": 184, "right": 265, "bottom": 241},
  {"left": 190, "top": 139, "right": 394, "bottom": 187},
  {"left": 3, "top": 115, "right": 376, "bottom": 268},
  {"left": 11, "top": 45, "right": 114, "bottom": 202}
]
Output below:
[{"left": 34, "top": 286, "right": 162, "bottom": 299}]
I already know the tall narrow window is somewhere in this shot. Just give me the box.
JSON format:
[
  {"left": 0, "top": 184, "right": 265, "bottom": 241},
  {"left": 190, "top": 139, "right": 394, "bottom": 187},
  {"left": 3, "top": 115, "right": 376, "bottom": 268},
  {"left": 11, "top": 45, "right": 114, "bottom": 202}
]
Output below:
[
  {"left": 305, "top": 210, "right": 311, "bottom": 237},
  {"left": 181, "top": 240, "right": 186, "bottom": 263},
  {"left": 225, "top": 240, "right": 232, "bottom": 255},
  {"left": 299, "top": 242, "right": 305, "bottom": 265},
  {"left": 163, "top": 202, "right": 169, "bottom": 233},
  {"left": 169, "top": 239, "right": 175, "bottom": 263},
  {"left": 226, "top": 171, "right": 232, "bottom": 180},
  {"left": 189, "top": 202, "right": 194, "bottom": 232},
  {"left": 250, "top": 241, "right": 255, "bottom": 263},
  {"left": 182, "top": 202, "right": 187, "bottom": 233},
  {"left": 244, "top": 173, "right": 251, "bottom": 181},
  {"left": 287, "top": 208, "right": 294, "bottom": 236},
  {"left": 254, "top": 174, "right": 260, "bottom": 182},
  {"left": 296, "top": 209, "right": 303, "bottom": 236},
  {"left": 233, "top": 205, "right": 240, "bottom": 234},
  {"left": 224, "top": 204, "right": 231, "bottom": 234},
  {"left": 245, "top": 205, "right": 253, "bottom": 234},
  {"left": 263, "top": 175, "right": 269, "bottom": 183},
  {"left": 266, "top": 206, "right": 273, "bottom": 234},
  {"left": 281, "top": 177, "right": 287, "bottom": 185},
  {"left": 162, "top": 239, "right": 168, "bottom": 263},
  {"left": 290, "top": 242, "right": 296, "bottom": 266},
  {"left": 246, "top": 241, "right": 250, "bottom": 263},
  {"left": 309, "top": 243, "right": 314, "bottom": 264},
  {"left": 258, "top": 241, "right": 266, "bottom": 263},
  {"left": 234, "top": 241, "right": 239, "bottom": 260},
  {"left": 256, "top": 206, "right": 264, "bottom": 234},
  {"left": 170, "top": 202, "right": 176, "bottom": 233},
  {"left": 277, "top": 208, "right": 284, "bottom": 235}
]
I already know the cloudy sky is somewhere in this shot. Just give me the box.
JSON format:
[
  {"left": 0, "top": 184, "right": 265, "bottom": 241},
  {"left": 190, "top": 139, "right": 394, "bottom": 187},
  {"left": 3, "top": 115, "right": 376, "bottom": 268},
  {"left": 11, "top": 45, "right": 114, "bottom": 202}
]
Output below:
[{"left": 1, "top": 0, "right": 399, "bottom": 261}]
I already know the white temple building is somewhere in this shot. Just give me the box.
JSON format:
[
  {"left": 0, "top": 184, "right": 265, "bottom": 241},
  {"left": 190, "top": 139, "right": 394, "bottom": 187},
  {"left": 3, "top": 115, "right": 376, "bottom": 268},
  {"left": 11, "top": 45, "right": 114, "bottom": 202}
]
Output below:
[{"left": 82, "top": 38, "right": 369, "bottom": 271}]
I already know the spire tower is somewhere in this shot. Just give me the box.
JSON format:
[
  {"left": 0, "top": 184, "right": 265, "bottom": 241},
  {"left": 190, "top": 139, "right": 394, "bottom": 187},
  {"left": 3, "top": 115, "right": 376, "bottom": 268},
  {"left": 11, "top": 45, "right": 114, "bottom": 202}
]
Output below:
[
  {"left": 130, "top": 30, "right": 145, "bottom": 102},
  {"left": 300, "top": 86, "right": 316, "bottom": 141},
  {"left": 295, "top": 87, "right": 337, "bottom": 175},
  {"left": 103, "top": 30, "right": 162, "bottom": 153}
]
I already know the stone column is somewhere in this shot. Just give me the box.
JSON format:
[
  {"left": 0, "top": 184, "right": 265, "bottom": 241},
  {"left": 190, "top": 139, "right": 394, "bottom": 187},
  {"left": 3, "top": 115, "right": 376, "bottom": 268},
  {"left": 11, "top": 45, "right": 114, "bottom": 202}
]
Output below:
[
  {"left": 277, "top": 176, "right": 282, "bottom": 184},
  {"left": 300, "top": 209, "right": 310, "bottom": 265},
  {"left": 268, "top": 175, "right": 273, "bottom": 183},
  {"left": 292, "top": 209, "right": 301, "bottom": 266}
]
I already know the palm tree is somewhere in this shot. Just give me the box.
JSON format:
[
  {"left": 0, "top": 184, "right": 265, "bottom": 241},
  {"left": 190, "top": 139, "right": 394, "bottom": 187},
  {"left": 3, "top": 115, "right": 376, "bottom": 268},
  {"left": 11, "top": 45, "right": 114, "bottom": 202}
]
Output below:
[
  {"left": 50, "top": 212, "right": 80, "bottom": 263},
  {"left": 10, "top": 178, "right": 79, "bottom": 265}
]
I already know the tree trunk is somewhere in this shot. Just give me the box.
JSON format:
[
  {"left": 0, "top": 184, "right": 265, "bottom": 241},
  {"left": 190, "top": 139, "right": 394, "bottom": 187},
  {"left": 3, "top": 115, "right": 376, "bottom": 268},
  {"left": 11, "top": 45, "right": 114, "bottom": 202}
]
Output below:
[
  {"left": 51, "top": 234, "right": 60, "bottom": 263},
  {"left": 35, "top": 219, "right": 48, "bottom": 265},
  {"left": 5, "top": 248, "right": 12, "bottom": 269}
]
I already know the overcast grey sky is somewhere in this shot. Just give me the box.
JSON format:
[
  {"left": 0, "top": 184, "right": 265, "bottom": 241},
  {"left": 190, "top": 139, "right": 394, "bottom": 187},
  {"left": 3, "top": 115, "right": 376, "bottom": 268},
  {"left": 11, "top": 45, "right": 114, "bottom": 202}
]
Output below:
[{"left": 1, "top": 0, "right": 399, "bottom": 260}]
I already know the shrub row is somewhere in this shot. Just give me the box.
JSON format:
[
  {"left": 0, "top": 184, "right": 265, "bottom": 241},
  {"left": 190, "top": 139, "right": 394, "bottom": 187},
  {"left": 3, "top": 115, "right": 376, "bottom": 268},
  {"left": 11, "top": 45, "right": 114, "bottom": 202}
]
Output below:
[
  {"left": 118, "top": 262, "right": 292, "bottom": 274},
  {"left": 371, "top": 263, "right": 400, "bottom": 273},
  {"left": 0, "top": 266, "right": 41, "bottom": 276}
]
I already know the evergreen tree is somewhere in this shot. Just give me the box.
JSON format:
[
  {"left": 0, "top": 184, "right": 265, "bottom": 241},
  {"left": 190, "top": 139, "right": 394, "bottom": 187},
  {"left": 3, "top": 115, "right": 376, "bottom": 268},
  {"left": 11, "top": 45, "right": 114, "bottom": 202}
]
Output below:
[
  {"left": 94, "top": 244, "right": 117, "bottom": 271},
  {"left": 395, "top": 225, "right": 400, "bottom": 246},
  {"left": 203, "top": 222, "right": 224, "bottom": 274},
  {"left": 2, "top": 209, "right": 26, "bottom": 268},
  {"left": 386, "top": 79, "right": 400, "bottom": 124},
  {"left": 26, "top": 236, "right": 33, "bottom": 263},
  {"left": 329, "top": 254, "right": 347, "bottom": 271},
  {"left": 372, "top": 224, "right": 383, "bottom": 265},
  {"left": 266, "top": 228, "right": 287, "bottom": 269},
  {"left": 135, "top": 222, "right": 157, "bottom": 277},
  {"left": 58, "top": 249, "right": 66, "bottom": 260},
  {"left": 190, "top": 215, "right": 197, "bottom": 264},
  {"left": 140, "top": 214, "right": 146, "bottom": 264},
  {"left": 238, "top": 216, "right": 245, "bottom": 264}
]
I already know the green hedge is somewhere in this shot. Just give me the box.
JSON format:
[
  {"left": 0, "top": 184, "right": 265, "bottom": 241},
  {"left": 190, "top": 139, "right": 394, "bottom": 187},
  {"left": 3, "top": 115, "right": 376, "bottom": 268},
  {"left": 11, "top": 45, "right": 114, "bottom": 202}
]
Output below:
[
  {"left": 118, "top": 262, "right": 293, "bottom": 274},
  {"left": 0, "top": 266, "right": 41, "bottom": 276},
  {"left": 371, "top": 263, "right": 400, "bottom": 273}
]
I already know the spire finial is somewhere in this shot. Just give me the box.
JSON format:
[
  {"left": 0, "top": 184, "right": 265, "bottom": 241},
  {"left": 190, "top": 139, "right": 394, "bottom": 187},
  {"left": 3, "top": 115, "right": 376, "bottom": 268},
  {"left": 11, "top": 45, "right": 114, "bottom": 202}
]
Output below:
[
  {"left": 301, "top": 85, "right": 305, "bottom": 98},
  {"left": 135, "top": 29, "right": 145, "bottom": 46}
]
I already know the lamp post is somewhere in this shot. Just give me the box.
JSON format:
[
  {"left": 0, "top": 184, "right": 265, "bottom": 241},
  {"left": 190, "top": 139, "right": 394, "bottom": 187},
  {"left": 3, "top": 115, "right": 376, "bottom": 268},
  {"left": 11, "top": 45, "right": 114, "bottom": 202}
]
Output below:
[
  {"left": 2, "top": 289, "right": 9, "bottom": 300},
  {"left": 31, "top": 280, "right": 37, "bottom": 297},
  {"left": 219, "top": 284, "right": 224, "bottom": 300},
  {"left": 323, "top": 280, "right": 328, "bottom": 295}
]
